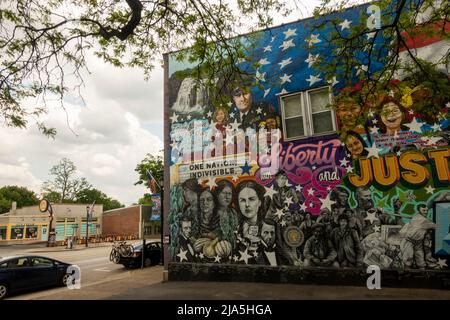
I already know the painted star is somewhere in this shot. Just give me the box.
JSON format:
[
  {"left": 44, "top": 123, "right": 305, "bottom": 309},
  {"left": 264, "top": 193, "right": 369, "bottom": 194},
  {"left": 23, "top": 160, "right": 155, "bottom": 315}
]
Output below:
[
  {"left": 263, "top": 45, "right": 272, "bottom": 52},
  {"left": 214, "top": 255, "right": 221, "bottom": 263},
  {"left": 305, "top": 53, "right": 320, "bottom": 68},
  {"left": 280, "top": 220, "right": 287, "bottom": 227},
  {"left": 232, "top": 174, "right": 239, "bottom": 182},
  {"left": 197, "top": 177, "right": 205, "bottom": 185},
  {"left": 207, "top": 177, "right": 218, "bottom": 190},
  {"left": 408, "top": 109, "right": 414, "bottom": 115},
  {"left": 372, "top": 119, "right": 378, "bottom": 124},
  {"left": 264, "top": 89, "right": 271, "bottom": 98},
  {"left": 170, "top": 113, "right": 179, "bottom": 123},
  {"left": 280, "top": 88, "right": 289, "bottom": 95},
  {"left": 239, "top": 248, "right": 251, "bottom": 264},
  {"left": 339, "top": 158, "right": 350, "bottom": 167},
  {"left": 240, "top": 162, "right": 252, "bottom": 175},
  {"left": 339, "top": 19, "right": 352, "bottom": 30},
  {"left": 425, "top": 185, "right": 435, "bottom": 195},
  {"left": 186, "top": 115, "right": 192, "bottom": 121},
  {"left": 283, "top": 28, "right": 297, "bottom": 38},
  {"left": 252, "top": 251, "right": 259, "bottom": 259},
  {"left": 364, "top": 210, "right": 378, "bottom": 224},
  {"left": 320, "top": 194, "right": 336, "bottom": 211},
  {"left": 255, "top": 70, "right": 266, "bottom": 82},
  {"left": 432, "top": 123, "right": 441, "bottom": 131},
  {"left": 233, "top": 255, "right": 239, "bottom": 262},
  {"left": 225, "top": 134, "right": 235, "bottom": 146},
  {"left": 356, "top": 65, "right": 368, "bottom": 76},
  {"left": 446, "top": 102, "right": 450, "bottom": 109},
  {"left": 170, "top": 141, "right": 179, "bottom": 149},
  {"left": 368, "top": 110, "right": 375, "bottom": 118},
  {"left": 437, "top": 258, "right": 448, "bottom": 269},
  {"left": 280, "top": 39, "right": 295, "bottom": 51},
  {"left": 278, "top": 57, "right": 293, "bottom": 70},
  {"left": 177, "top": 249, "right": 188, "bottom": 262},
  {"left": 258, "top": 58, "right": 270, "bottom": 66},
  {"left": 312, "top": 166, "right": 317, "bottom": 170},
  {"left": 306, "top": 34, "right": 321, "bottom": 46},
  {"left": 425, "top": 136, "right": 443, "bottom": 146},
  {"left": 306, "top": 74, "right": 322, "bottom": 86},
  {"left": 199, "top": 253, "right": 205, "bottom": 259},
  {"left": 370, "top": 126, "right": 380, "bottom": 134},
  {"left": 229, "top": 119, "right": 241, "bottom": 131},
  {"left": 373, "top": 225, "right": 381, "bottom": 233},
  {"left": 285, "top": 197, "right": 294, "bottom": 207},
  {"left": 405, "top": 117, "right": 423, "bottom": 133},
  {"left": 300, "top": 203, "right": 308, "bottom": 211},
  {"left": 396, "top": 151, "right": 402, "bottom": 157},
  {"left": 229, "top": 112, "right": 235, "bottom": 118},
  {"left": 264, "top": 185, "right": 278, "bottom": 199},
  {"left": 365, "top": 144, "right": 381, "bottom": 158},
  {"left": 307, "top": 188, "right": 315, "bottom": 196},
  {"left": 274, "top": 208, "right": 285, "bottom": 220},
  {"left": 295, "top": 185, "right": 303, "bottom": 192},
  {"left": 206, "top": 111, "right": 213, "bottom": 118},
  {"left": 310, "top": 203, "right": 314, "bottom": 208},
  {"left": 346, "top": 165, "right": 354, "bottom": 173},
  {"left": 280, "top": 73, "right": 292, "bottom": 84},
  {"left": 256, "top": 107, "right": 262, "bottom": 114},
  {"left": 366, "top": 31, "right": 376, "bottom": 39},
  {"left": 327, "top": 76, "right": 339, "bottom": 87}
]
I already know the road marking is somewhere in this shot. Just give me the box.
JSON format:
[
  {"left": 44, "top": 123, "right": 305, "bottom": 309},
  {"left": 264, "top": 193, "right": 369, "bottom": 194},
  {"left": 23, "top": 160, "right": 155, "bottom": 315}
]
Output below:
[{"left": 93, "top": 267, "right": 111, "bottom": 272}]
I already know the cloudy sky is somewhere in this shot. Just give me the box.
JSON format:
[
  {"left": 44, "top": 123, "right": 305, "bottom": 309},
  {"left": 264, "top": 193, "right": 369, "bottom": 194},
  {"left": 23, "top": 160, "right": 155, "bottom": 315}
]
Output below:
[{"left": 0, "top": 0, "right": 330, "bottom": 207}]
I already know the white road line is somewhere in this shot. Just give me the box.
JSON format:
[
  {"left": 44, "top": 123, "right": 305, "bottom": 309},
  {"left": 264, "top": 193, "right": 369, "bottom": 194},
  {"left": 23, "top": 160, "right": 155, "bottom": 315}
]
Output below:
[{"left": 93, "top": 267, "right": 111, "bottom": 272}]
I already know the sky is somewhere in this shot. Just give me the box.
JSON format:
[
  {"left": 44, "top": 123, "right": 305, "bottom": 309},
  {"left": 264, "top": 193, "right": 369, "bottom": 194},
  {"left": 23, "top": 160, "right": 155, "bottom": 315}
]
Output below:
[{"left": 0, "top": 0, "right": 338, "bottom": 207}]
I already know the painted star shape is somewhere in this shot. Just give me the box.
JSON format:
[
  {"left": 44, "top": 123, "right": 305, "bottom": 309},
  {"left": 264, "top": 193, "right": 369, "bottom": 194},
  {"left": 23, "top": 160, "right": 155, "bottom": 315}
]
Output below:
[
  {"left": 425, "top": 185, "right": 435, "bottom": 195},
  {"left": 425, "top": 136, "right": 442, "bottom": 146},
  {"left": 255, "top": 70, "right": 266, "bottom": 82},
  {"left": 408, "top": 109, "right": 414, "bottom": 115},
  {"left": 170, "top": 141, "right": 179, "bottom": 149},
  {"left": 206, "top": 111, "right": 212, "bottom": 118},
  {"left": 285, "top": 197, "right": 294, "bottom": 207},
  {"left": 186, "top": 114, "right": 192, "bottom": 121},
  {"left": 233, "top": 255, "right": 239, "bottom": 262},
  {"left": 278, "top": 57, "right": 293, "bottom": 70},
  {"left": 307, "top": 188, "right": 315, "bottom": 196},
  {"left": 214, "top": 255, "right": 221, "bottom": 263},
  {"left": 207, "top": 177, "right": 218, "bottom": 190},
  {"left": 280, "top": 88, "right": 289, "bottom": 95},
  {"left": 295, "top": 185, "right": 303, "bottom": 192},
  {"left": 274, "top": 208, "right": 285, "bottom": 220},
  {"left": 232, "top": 174, "right": 239, "bottom": 182},
  {"left": 280, "top": 39, "right": 295, "bottom": 51},
  {"left": 256, "top": 107, "right": 262, "bottom": 115},
  {"left": 327, "top": 76, "right": 339, "bottom": 87},
  {"left": 239, "top": 248, "right": 251, "bottom": 264},
  {"left": 227, "top": 101, "right": 233, "bottom": 108},
  {"left": 199, "top": 253, "right": 205, "bottom": 259},
  {"left": 432, "top": 123, "right": 441, "bottom": 131},
  {"left": 372, "top": 118, "right": 378, "bottom": 124},
  {"left": 370, "top": 126, "right": 379, "bottom": 134},
  {"left": 252, "top": 251, "right": 259, "bottom": 259},
  {"left": 225, "top": 134, "right": 235, "bottom": 146},
  {"left": 197, "top": 177, "right": 205, "bottom": 185},
  {"left": 283, "top": 28, "right": 297, "bottom": 38},
  {"left": 320, "top": 194, "right": 336, "bottom": 211},
  {"left": 446, "top": 102, "right": 450, "bottom": 109},
  {"left": 300, "top": 203, "right": 308, "bottom": 211},
  {"left": 339, "top": 158, "right": 350, "bottom": 167},
  {"left": 306, "top": 74, "right": 322, "bottom": 86},
  {"left": 240, "top": 162, "right": 252, "bottom": 175},
  {"left": 368, "top": 110, "right": 375, "bottom": 118},
  {"left": 229, "top": 112, "right": 235, "bottom": 118},
  {"left": 346, "top": 165, "right": 354, "bottom": 173},
  {"left": 364, "top": 210, "right": 378, "bottom": 224},
  {"left": 405, "top": 117, "right": 423, "bottom": 133},
  {"left": 339, "top": 19, "right": 352, "bottom": 30},
  {"left": 177, "top": 248, "right": 188, "bottom": 262},
  {"left": 396, "top": 151, "right": 402, "bottom": 157},
  {"left": 280, "top": 220, "right": 287, "bottom": 227},
  {"left": 306, "top": 34, "right": 321, "bottom": 46},
  {"left": 229, "top": 119, "right": 241, "bottom": 131},
  {"left": 280, "top": 73, "right": 292, "bottom": 84},
  {"left": 264, "top": 185, "right": 278, "bottom": 199},
  {"left": 365, "top": 144, "right": 381, "bottom": 158},
  {"left": 263, "top": 45, "right": 272, "bottom": 52},
  {"left": 170, "top": 113, "right": 179, "bottom": 123},
  {"left": 312, "top": 166, "right": 317, "bottom": 170},
  {"left": 264, "top": 89, "right": 271, "bottom": 98},
  {"left": 373, "top": 225, "right": 381, "bottom": 233},
  {"left": 437, "top": 258, "right": 448, "bottom": 269},
  {"left": 310, "top": 203, "right": 314, "bottom": 208},
  {"left": 258, "top": 58, "right": 270, "bottom": 66},
  {"left": 305, "top": 53, "right": 320, "bottom": 68}
]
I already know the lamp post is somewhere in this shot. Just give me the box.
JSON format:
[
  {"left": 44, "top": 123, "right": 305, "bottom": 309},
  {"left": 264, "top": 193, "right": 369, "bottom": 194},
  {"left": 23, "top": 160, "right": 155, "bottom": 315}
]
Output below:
[{"left": 39, "top": 199, "right": 54, "bottom": 247}]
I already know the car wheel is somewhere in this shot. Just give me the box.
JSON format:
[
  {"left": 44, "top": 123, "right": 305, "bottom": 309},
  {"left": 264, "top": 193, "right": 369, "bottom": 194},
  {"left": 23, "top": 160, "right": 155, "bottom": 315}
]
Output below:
[
  {"left": 0, "top": 283, "right": 8, "bottom": 300},
  {"left": 144, "top": 258, "right": 152, "bottom": 267},
  {"left": 60, "top": 273, "right": 71, "bottom": 287},
  {"left": 111, "top": 251, "right": 121, "bottom": 264}
]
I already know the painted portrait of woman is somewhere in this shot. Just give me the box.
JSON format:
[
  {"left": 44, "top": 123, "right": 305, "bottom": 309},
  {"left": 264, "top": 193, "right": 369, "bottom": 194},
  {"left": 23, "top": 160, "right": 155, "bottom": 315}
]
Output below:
[
  {"left": 377, "top": 97, "right": 408, "bottom": 135},
  {"left": 344, "top": 130, "right": 369, "bottom": 159},
  {"left": 213, "top": 106, "right": 229, "bottom": 133},
  {"left": 214, "top": 180, "right": 239, "bottom": 249},
  {"left": 198, "top": 188, "right": 220, "bottom": 240}
]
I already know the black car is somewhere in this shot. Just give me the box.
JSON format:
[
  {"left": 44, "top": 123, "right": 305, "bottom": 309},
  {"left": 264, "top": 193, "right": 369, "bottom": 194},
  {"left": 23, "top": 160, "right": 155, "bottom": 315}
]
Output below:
[
  {"left": 0, "top": 255, "right": 72, "bottom": 299},
  {"left": 117, "top": 241, "right": 162, "bottom": 268}
]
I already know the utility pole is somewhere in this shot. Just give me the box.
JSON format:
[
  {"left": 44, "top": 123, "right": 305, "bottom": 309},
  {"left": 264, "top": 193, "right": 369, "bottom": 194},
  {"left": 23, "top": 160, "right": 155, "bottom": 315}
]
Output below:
[
  {"left": 158, "top": 170, "right": 164, "bottom": 266},
  {"left": 85, "top": 205, "right": 89, "bottom": 247}
]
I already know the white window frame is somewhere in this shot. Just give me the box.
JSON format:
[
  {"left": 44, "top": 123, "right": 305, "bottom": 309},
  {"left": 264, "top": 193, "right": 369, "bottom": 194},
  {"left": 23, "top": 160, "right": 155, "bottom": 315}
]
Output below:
[{"left": 280, "top": 86, "right": 337, "bottom": 141}]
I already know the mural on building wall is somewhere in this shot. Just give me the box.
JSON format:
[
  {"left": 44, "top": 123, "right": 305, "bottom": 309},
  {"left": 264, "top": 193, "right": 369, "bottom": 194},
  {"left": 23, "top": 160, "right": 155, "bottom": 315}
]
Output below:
[{"left": 167, "top": 5, "right": 450, "bottom": 270}]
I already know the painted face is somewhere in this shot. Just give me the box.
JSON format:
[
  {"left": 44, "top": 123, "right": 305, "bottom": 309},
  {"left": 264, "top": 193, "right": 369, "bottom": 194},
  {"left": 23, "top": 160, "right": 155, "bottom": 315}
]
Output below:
[
  {"left": 346, "top": 135, "right": 364, "bottom": 159},
  {"left": 183, "top": 188, "right": 197, "bottom": 205},
  {"left": 337, "top": 102, "right": 361, "bottom": 128},
  {"left": 356, "top": 189, "right": 373, "bottom": 210},
  {"left": 261, "top": 223, "right": 276, "bottom": 247},
  {"left": 215, "top": 109, "right": 225, "bottom": 124},
  {"left": 238, "top": 187, "right": 261, "bottom": 221},
  {"left": 217, "top": 186, "right": 233, "bottom": 208},
  {"left": 275, "top": 175, "right": 288, "bottom": 188},
  {"left": 336, "top": 190, "right": 349, "bottom": 206},
  {"left": 313, "top": 228, "right": 322, "bottom": 238},
  {"left": 199, "top": 191, "right": 215, "bottom": 216},
  {"left": 181, "top": 221, "right": 192, "bottom": 238},
  {"left": 418, "top": 206, "right": 428, "bottom": 216},
  {"left": 381, "top": 102, "right": 403, "bottom": 133},
  {"left": 339, "top": 218, "right": 348, "bottom": 229},
  {"left": 266, "top": 118, "right": 277, "bottom": 130},
  {"left": 233, "top": 89, "right": 253, "bottom": 112}
]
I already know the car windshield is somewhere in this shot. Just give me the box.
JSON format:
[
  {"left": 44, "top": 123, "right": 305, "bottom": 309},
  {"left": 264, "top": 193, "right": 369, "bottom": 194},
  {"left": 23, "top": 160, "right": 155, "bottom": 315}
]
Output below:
[{"left": 133, "top": 244, "right": 143, "bottom": 250}]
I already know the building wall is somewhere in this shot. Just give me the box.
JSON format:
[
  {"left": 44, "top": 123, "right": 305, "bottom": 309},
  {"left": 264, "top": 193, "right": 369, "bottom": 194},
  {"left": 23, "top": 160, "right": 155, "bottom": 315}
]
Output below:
[
  {"left": 165, "top": 3, "right": 450, "bottom": 278},
  {"left": 102, "top": 206, "right": 141, "bottom": 237}
]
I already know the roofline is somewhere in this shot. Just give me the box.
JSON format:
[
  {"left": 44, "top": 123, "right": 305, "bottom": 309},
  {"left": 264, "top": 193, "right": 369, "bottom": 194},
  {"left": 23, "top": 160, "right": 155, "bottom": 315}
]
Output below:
[{"left": 102, "top": 204, "right": 151, "bottom": 215}]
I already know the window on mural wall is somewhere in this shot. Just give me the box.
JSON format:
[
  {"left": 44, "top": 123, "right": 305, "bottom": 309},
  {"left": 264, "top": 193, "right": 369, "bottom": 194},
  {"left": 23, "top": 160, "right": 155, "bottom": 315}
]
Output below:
[{"left": 280, "top": 87, "right": 336, "bottom": 141}]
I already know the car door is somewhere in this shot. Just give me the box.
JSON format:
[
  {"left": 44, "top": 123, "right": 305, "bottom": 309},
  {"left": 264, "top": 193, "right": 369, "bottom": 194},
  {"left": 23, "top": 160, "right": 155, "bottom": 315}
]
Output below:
[
  {"left": 29, "top": 257, "right": 58, "bottom": 288},
  {"left": 8, "top": 257, "right": 35, "bottom": 291}
]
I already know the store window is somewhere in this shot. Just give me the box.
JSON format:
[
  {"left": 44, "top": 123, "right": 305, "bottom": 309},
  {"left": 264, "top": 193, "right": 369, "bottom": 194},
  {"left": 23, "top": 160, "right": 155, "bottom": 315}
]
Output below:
[
  {"left": 0, "top": 226, "right": 7, "bottom": 240},
  {"left": 280, "top": 86, "right": 336, "bottom": 141},
  {"left": 25, "top": 225, "right": 38, "bottom": 239},
  {"left": 10, "top": 226, "right": 24, "bottom": 240}
]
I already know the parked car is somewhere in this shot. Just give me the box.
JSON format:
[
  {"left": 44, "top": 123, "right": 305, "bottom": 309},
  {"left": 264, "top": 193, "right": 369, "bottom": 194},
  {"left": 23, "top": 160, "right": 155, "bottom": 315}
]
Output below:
[
  {"left": 0, "top": 255, "right": 72, "bottom": 299},
  {"left": 113, "top": 240, "right": 162, "bottom": 268}
]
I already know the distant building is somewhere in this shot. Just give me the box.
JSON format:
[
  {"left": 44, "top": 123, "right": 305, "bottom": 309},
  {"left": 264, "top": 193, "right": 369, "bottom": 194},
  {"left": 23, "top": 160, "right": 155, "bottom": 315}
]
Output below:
[{"left": 0, "top": 202, "right": 103, "bottom": 245}]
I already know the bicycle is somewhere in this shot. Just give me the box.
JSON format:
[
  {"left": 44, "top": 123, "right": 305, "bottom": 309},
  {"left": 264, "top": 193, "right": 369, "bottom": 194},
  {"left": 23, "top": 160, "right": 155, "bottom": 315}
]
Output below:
[{"left": 109, "top": 241, "right": 134, "bottom": 263}]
